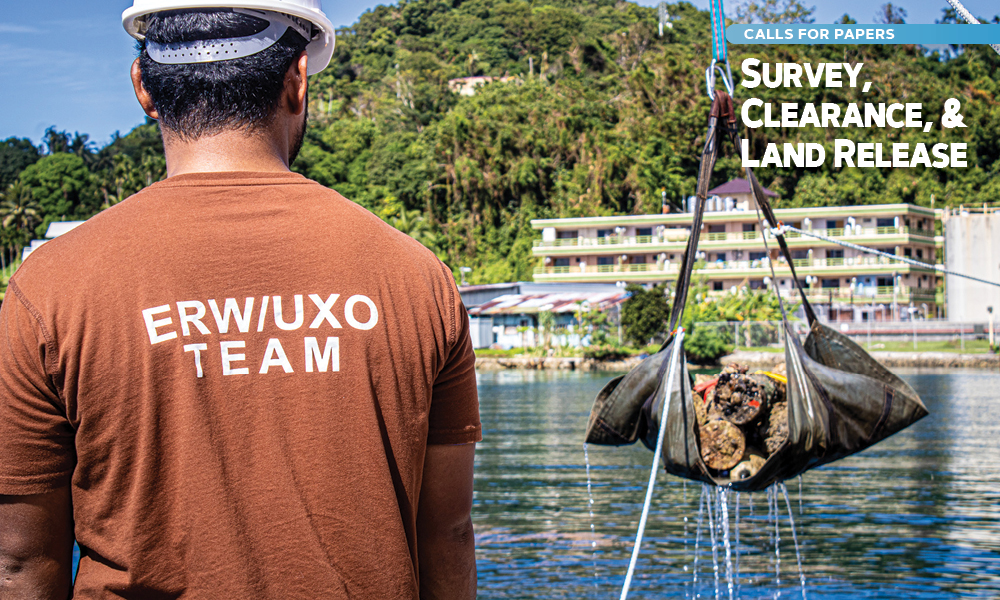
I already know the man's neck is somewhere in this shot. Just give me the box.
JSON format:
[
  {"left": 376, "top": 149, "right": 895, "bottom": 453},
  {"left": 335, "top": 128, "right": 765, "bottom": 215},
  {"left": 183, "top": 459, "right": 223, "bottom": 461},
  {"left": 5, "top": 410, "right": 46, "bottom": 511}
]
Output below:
[{"left": 162, "top": 128, "right": 291, "bottom": 177}]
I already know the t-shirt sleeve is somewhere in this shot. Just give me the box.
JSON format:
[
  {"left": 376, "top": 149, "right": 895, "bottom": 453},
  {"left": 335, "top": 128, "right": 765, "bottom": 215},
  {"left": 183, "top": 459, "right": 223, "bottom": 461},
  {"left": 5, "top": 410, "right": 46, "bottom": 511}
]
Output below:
[
  {"left": 427, "top": 277, "right": 481, "bottom": 446},
  {"left": 0, "top": 285, "right": 75, "bottom": 495}
]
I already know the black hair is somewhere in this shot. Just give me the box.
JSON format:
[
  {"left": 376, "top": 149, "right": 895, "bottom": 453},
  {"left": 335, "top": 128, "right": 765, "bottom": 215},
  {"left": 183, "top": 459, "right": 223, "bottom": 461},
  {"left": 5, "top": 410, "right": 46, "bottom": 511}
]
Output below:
[{"left": 138, "top": 9, "right": 309, "bottom": 140}]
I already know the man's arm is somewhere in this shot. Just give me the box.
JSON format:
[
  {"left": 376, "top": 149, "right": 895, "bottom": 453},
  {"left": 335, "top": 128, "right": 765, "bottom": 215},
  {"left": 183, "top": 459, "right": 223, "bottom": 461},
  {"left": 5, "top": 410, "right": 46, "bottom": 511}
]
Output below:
[
  {"left": 0, "top": 487, "right": 74, "bottom": 600},
  {"left": 416, "top": 443, "right": 476, "bottom": 600}
]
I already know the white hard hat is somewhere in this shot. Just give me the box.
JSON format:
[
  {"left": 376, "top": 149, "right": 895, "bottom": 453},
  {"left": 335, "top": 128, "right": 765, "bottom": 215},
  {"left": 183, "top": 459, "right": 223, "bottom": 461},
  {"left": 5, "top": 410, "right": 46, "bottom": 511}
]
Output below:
[{"left": 122, "top": 0, "right": 335, "bottom": 75}]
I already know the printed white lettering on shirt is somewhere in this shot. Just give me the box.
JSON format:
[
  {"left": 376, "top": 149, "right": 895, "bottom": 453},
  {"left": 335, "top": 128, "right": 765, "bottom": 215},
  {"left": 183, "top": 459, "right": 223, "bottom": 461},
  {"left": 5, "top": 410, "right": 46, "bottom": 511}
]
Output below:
[
  {"left": 140, "top": 293, "right": 378, "bottom": 377},
  {"left": 177, "top": 301, "right": 211, "bottom": 336},
  {"left": 273, "top": 295, "right": 305, "bottom": 331},
  {"left": 184, "top": 343, "right": 208, "bottom": 378},
  {"left": 143, "top": 305, "right": 178, "bottom": 344},
  {"left": 305, "top": 337, "right": 340, "bottom": 372},
  {"left": 257, "top": 296, "right": 270, "bottom": 332},
  {"left": 220, "top": 340, "right": 249, "bottom": 375},
  {"left": 260, "top": 338, "right": 294, "bottom": 374},
  {"left": 209, "top": 298, "right": 254, "bottom": 334},
  {"left": 308, "top": 294, "right": 342, "bottom": 329},
  {"left": 344, "top": 295, "right": 379, "bottom": 331}
]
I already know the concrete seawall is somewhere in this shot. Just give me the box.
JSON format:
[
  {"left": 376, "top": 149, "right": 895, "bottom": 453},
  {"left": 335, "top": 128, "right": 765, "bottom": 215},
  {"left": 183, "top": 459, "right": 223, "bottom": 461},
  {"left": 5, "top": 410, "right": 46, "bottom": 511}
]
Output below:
[
  {"left": 475, "top": 356, "right": 644, "bottom": 372},
  {"left": 475, "top": 351, "right": 1000, "bottom": 372}
]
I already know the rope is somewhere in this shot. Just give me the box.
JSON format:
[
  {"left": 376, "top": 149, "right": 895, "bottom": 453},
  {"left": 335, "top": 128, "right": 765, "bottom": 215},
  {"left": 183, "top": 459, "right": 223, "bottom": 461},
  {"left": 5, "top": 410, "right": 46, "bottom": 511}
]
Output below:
[
  {"left": 775, "top": 224, "right": 1000, "bottom": 289},
  {"left": 945, "top": 0, "right": 1000, "bottom": 55},
  {"left": 619, "top": 327, "right": 686, "bottom": 600}
]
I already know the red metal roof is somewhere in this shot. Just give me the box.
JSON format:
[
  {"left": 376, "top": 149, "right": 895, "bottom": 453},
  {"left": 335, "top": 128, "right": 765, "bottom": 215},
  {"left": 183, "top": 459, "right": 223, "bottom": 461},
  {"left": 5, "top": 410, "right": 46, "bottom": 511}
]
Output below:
[{"left": 467, "top": 292, "right": 629, "bottom": 316}]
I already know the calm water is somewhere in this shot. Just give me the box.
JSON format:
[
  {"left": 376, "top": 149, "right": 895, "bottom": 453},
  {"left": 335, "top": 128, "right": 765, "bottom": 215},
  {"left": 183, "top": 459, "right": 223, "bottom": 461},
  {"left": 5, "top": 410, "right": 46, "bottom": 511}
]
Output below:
[
  {"left": 473, "top": 369, "right": 1000, "bottom": 599},
  {"left": 69, "top": 369, "right": 998, "bottom": 596}
]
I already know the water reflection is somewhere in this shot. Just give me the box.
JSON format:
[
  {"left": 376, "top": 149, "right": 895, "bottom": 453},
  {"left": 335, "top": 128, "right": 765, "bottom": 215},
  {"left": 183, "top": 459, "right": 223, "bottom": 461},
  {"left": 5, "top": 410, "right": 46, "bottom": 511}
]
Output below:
[{"left": 473, "top": 369, "right": 1000, "bottom": 599}]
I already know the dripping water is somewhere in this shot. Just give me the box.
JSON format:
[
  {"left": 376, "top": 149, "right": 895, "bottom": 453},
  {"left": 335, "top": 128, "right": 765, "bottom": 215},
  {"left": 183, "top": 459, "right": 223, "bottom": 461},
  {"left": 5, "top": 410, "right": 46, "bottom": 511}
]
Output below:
[
  {"left": 683, "top": 480, "right": 690, "bottom": 574},
  {"left": 718, "top": 487, "right": 735, "bottom": 600},
  {"left": 780, "top": 483, "right": 808, "bottom": 600},
  {"left": 797, "top": 475, "right": 803, "bottom": 515},
  {"left": 705, "top": 485, "right": 721, "bottom": 600},
  {"left": 733, "top": 492, "right": 741, "bottom": 596},
  {"left": 693, "top": 485, "right": 706, "bottom": 595},
  {"left": 771, "top": 485, "right": 782, "bottom": 598},
  {"left": 583, "top": 443, "right": 598, "bottom": 590}
]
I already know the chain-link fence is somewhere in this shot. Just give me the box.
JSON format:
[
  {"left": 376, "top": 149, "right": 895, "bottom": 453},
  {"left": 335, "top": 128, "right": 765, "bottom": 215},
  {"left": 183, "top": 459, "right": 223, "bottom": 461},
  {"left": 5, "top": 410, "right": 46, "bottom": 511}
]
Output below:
[
  {"left": 695, "top": 319, "right": 996, "bottom": 352},
  {"left": 693, "top": 321, "right": 809, "bottom": 349}
]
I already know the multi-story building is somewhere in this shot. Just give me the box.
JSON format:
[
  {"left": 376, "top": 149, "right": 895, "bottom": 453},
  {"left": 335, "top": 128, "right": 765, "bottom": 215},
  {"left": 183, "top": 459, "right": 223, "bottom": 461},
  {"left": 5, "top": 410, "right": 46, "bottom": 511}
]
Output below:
[{"left": 531, "top": 179, "right": 943, "bottom": 322}]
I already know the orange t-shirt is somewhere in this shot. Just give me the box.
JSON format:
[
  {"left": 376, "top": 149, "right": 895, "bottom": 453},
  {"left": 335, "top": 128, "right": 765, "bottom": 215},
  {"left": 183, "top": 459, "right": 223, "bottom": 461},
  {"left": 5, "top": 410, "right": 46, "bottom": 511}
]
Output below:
[{"left": 0, "top": 171, "right": 480, "bottom": 598}]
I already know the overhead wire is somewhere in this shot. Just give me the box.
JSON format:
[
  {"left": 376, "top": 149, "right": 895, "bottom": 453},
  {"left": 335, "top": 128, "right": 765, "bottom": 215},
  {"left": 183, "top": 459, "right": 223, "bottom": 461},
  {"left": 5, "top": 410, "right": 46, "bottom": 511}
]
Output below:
[{"left": 771, "top": 224, "right": 1000, "bottom": 289}]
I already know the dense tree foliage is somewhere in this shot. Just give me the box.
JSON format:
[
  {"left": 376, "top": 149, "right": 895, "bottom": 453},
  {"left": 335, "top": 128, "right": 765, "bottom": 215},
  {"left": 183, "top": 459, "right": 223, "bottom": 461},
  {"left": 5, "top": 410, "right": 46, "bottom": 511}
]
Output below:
[
  {"left": 621, "top": 282, "right": 670, "bottom": 346},
  {"left": 2, "top": 0, "right": 997, "bottom": 283},
  {"left": 0, "top": 138, "right": 41, "bottom": 191},
  {"left": 0, "top": 121, "right": 165, "bottom": 265},
  {"left": 296, "top": 0, "right": 999, "bottom": 282}
]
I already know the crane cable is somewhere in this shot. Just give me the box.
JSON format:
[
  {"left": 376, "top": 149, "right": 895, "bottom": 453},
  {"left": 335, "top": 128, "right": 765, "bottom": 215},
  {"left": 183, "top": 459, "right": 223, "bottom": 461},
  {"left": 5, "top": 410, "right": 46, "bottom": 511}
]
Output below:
[
  {"left": 945, "top": 0, "right": 1000, "bottom": 56},
  {"left": 770, "top": 224, "right": 1000, "bottom": 289}
]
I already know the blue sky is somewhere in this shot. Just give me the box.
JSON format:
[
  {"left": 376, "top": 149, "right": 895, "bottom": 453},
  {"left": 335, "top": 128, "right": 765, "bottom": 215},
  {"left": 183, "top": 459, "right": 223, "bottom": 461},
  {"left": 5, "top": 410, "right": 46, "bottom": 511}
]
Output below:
[{"left": 1, "top": 0, "right": 995, "bottom": 147}]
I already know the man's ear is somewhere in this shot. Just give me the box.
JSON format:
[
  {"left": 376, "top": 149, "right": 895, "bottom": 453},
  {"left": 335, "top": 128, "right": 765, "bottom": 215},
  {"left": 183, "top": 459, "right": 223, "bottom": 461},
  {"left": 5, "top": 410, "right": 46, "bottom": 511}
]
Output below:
[
  {"left": 131, "top": 58, "right": 160, "bottom": 120},
  {"left": 285, "top": 53, "right": 309, "bottom": 116}
]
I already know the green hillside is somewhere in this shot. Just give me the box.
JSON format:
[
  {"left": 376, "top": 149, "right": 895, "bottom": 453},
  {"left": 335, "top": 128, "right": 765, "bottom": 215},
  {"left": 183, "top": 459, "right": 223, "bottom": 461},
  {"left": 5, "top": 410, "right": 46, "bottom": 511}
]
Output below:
[{"left": 2, "top": 0, "right": 998, "bottom": 284}]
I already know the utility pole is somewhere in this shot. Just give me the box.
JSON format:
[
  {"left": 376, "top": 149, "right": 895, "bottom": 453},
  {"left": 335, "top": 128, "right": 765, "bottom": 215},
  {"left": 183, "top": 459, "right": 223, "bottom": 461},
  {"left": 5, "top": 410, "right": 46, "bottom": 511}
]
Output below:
[
  {"left": 658, "top": 2, "right": 672, "bottom": 38},
  {"left": 988, "top": 306, "right": 995, "bottom": 351}
]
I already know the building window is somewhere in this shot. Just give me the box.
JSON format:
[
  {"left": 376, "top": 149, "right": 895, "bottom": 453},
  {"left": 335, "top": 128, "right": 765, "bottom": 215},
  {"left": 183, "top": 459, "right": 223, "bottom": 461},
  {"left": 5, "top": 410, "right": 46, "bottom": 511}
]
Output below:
[
  {"left": 877, "top": 218, "right": 894, "bottom": 227},
  {"left": 749, "top": 280, "right": 764, "bottom": 289},
  {"left": 916, "top": 249, "right": 924, "bottom": 259},
  {"left": 792, "top": 250, "right": 808, "bottom": 259},
  {"left": 821, "top": 278, "right": 840, "bottom": 288},
  {"left": 597, "top": 229, "right": 612, "bottom": 238},
  {"left": 904, "top": 248, "right": 912, "bottom": 258},
  {"left": 877, "top": 277, "right": 893, "bottom": 287},
  {"left": 827, "top": 250, "right": 844, "bottom": 259},
  {"left": 557, "top": 230, "right": 578, "bottom": 239},
  {"left": 826, "top": 220, "right": 839, "bottom": 229},
  {"left": 749, "top": 251, "right": 767, "bottom": 261},
  {"left": 715, "top": 252, "right": 727, "bottom": 262},
  {"left": 743, "top": 224, "right": 756, "bottom": 232},
  {"left": 597, "top": 257, "right": 614, "bottom": 266},
  {"left": 554, "top": 258, "right": 570, "bottom": 267},
  {"left": 713, "top": 281, "right": 723, "bottom": 291},
  {"left": 708, "top": 224, "right": 726, "bottom": 233},
  {"left": 632, "top": 255, "right": 646, "bottom": 264},
  {"left": 637, "top": 228, "right": 652, "bottom": 237}
]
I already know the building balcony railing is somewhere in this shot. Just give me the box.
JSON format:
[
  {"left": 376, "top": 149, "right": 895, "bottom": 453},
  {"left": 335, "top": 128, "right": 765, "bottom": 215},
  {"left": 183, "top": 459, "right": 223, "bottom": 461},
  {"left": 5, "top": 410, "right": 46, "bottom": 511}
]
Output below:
[
  {"left": 539, "top": 254, "right": 933, "bottom": 275},
  {"left": 533, "top": 226, "right": 931, "bottom": 250}
]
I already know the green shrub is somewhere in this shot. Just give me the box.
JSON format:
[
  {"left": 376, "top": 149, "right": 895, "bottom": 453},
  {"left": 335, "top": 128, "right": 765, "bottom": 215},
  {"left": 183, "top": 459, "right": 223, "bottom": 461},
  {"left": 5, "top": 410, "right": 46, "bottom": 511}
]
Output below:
[
  {"left": 684, "top": 324, "right": 733, "bottom": 365},
  {"left": 582, "top": 343, "right": 630, "bottom": 361}
]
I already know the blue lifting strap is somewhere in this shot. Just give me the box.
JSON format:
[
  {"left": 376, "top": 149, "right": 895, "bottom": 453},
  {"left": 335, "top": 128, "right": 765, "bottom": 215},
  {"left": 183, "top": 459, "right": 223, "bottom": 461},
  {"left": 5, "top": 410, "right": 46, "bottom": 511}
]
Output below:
[{"left": 709, "top": 0, "right": 727, "bottom": 63}]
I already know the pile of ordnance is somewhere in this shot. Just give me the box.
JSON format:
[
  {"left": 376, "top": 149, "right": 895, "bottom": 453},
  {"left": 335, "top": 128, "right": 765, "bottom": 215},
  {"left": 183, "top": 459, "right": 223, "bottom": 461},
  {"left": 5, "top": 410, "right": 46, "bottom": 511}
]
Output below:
[{"left": 693, "top": 363, "right": 788, "bottom": 483}]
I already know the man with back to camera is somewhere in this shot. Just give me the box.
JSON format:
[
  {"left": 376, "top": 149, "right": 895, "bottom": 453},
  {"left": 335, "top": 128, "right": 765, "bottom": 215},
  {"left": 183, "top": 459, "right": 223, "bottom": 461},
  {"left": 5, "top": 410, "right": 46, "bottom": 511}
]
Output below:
[{"left": 0, "top": 0, "right": 480, "bottom": 597}]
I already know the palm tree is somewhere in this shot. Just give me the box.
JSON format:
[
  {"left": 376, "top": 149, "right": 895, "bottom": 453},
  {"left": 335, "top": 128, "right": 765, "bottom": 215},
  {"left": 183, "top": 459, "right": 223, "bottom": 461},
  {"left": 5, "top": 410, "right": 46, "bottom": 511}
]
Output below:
[
  {"left": 390, "top": 209, "right": 446, "bottom": 260},
  {"left": 0, "top": 181, "right": 41, "bottom": 266}
]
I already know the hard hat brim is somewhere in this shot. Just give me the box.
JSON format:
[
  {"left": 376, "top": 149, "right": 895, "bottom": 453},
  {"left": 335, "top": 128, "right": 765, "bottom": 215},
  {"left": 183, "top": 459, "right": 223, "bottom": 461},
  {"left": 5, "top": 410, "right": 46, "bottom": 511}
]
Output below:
[{"left": 123, "top": 0, "right": 335, "bottom": 75}]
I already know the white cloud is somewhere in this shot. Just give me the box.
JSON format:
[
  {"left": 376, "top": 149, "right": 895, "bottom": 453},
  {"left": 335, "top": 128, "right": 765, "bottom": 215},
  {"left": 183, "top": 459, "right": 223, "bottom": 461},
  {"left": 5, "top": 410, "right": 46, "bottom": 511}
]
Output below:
[{"left": 0, "top": 23, "right": 40, "bottom": 34}]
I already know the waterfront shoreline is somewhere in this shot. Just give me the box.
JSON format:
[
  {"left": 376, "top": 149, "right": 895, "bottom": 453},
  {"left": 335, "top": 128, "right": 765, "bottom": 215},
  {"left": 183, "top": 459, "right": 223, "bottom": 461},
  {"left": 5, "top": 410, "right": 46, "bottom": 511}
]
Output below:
[{"left": 475, "top": 350, "right": 1000, "bottom": 372}]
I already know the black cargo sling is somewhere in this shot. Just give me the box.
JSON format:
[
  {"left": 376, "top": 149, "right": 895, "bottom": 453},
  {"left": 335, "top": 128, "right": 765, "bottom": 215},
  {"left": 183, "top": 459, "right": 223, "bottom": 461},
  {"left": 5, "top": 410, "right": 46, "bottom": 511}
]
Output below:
[{"left": 583, "top": 91, "right": 928, "bottom": 492}]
